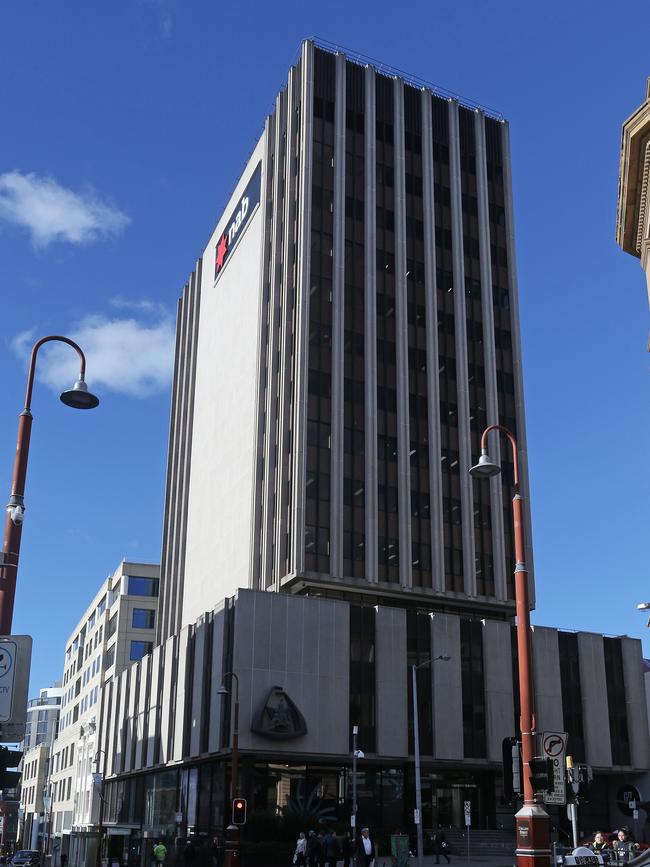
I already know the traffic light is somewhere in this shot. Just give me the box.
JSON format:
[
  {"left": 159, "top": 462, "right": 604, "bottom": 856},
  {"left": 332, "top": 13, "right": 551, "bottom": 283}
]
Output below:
[
  {"left": 529, "top": 757, "right": 553, "bottom": 794},
  {"left": 502, "top": 737, "right": 523, "bottom": 805},
  {"left": 232, "top": 798, "right": 247, "bottom": 825},
  {"left": 0, "top": 746, "right": 22, "bottom": 791}
]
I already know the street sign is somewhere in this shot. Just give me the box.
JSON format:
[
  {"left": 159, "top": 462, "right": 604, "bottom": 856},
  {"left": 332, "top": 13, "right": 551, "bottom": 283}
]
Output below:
[
  {"left": 0, "top": 637, "right": 31, "bottom": 733},
  {"left": 464, "top": 801, "right": 471, "bottom": 826},
  {"left": 542, "top": 731, "right": 567, "bottom": 805},
  {"left": 414, "top": 808, "right": 420, "bottom": 825}
]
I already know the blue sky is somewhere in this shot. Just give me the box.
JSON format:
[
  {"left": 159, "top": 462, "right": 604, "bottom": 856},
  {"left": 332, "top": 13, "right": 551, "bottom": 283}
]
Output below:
[{"left": 1, "top": 0, "right": 648, "bottom": 694}]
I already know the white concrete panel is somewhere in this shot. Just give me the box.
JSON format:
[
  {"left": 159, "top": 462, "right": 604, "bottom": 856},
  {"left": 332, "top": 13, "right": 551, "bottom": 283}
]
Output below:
[
  {"left": 621, "top": 637, "right": 650, "bottom": 769},
  {"left": 578, "top": 632, "right": 612, "bottom": 767},
  {"left": 123, "top": 666, "right": 138, "bottom": 772},
  {"left": 531, "top": 626, "right": 563, "bottom": 732},
  {"left": 235, "top": 591, "right": 349, "bottom": 756},
  {"left": 134, "top": 655, "right": 149, "bottom": 770},
  {"left": 182, "top": 135, "right": 267, "bottom": 627},
  {"left": 171, "top": 626, "right": 191, "bottom": 762}
]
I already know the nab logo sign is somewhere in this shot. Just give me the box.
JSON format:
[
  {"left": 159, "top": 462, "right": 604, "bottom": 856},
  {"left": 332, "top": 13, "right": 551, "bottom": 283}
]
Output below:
[{"left": 214, "top": 162, "right": 261, "bottom": 282}]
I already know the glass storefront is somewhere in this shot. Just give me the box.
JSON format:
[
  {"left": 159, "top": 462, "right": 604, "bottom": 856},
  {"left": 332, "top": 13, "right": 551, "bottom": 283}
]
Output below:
[{"left": 104, "top": 758, "right": 501, "bottom": 864}]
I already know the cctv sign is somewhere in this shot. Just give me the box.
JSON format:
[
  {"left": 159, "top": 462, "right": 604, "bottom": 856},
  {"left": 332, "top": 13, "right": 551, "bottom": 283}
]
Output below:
[
  {"left": 214, "top": 162, "right": 262, "bottom": 283},
  {"left": 0, "top": 637, "right": 32, "bottom": 726}
]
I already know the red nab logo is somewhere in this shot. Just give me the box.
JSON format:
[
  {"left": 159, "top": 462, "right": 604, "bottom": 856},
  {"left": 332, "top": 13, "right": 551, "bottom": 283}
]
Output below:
[{"left": 214, "top": 162, "right": 261, "bottom": 282}]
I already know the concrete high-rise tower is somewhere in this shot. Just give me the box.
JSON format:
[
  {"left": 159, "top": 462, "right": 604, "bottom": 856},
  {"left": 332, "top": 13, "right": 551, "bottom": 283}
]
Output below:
[{"left": 158, "top": 39, "right": 533, "bottom": 642}]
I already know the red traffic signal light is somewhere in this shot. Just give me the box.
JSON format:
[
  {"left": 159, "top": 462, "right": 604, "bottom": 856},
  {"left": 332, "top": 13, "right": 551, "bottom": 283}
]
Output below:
[{"left": 232, "top": 798, "right": 247, "bottom": 825}]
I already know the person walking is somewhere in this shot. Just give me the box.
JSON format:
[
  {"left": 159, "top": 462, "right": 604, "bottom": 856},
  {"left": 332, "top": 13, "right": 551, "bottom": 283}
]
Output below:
[
  {"left": 152, "top": 841, "right": 167, "bottom": 867},
  {"left": 431, "top": 829, "right": 451, "bottom": 864},
  {"left": 355, "top": 828, "right": 376, "bottom": 867},
  {"left": 307, "top": 831, "right": 321, "bottom": 867},
  {"left": 294, "top": 832, "right": 308, "bottom": 867},
  {"left": 322, "top": 831, "right": 341, "bottom": 867},
  {"left": 341, "top": 832, "right": 353, "bottom": 867}
]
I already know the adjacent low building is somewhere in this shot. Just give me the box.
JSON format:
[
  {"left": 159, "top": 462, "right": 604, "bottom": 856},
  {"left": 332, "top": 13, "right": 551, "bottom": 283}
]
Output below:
[
  {"left": 48, "top": 561, "right": 159, "bottom": 867},
  {"left": 18, "top": 684, "right": 63, "bottom": 851},
  {"left": 98, "top": 589, "right": 650, "bottom": 855}
]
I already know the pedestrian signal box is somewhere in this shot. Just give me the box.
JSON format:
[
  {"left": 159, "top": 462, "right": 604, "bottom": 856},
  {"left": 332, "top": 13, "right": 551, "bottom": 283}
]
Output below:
[
  {"left": 0, "top": 746, "right": 22, "bottom": 791},
  {"left": 529, "top": 757, "right": 554, "bottom": 794},
  {"left": 232, "top": 798, "right": 247, "bottom": 825}
]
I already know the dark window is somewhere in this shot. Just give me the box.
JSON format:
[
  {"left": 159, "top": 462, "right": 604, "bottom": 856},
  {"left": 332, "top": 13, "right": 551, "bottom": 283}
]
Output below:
[
  {"left": 106, "top": 612, "right": 117, "bottom": 639},
  {"left": 603, "top": 638, "right": 630, "bottom": 765},
  {"left": 104, "top": 644, "right": 115, "bottom": 670},
  {"left": 461, "top": 619, "right": 486, "bottom": 758},
  {"left": 407, "top": 611, "right": 433, "bottom": 754},
  {"left": 130, "top": 641, "right": 153, "bottom": 662},
  {"left": 349, "top": 605, "right": 376, "bottom": 752},
  {"left": 558, "top": 632, "right": 585, "bottom": 762},
  {"left": 127, "top": 576, "right": 159, "bottom": 597},
  {"left": 132, "top": 608, "right": 155, "bottom": 630}
]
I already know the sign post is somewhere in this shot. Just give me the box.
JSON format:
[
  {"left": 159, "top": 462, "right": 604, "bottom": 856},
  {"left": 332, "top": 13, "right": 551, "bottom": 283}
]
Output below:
[
  {"left": 0, "top": 636, "right": 32, "bottom": 742},
  {"left": 541, "top": 732, "right": 567, "bottom": 806},
  {"left": 464, "top": 801, "right": 471, "bottom": 862}
]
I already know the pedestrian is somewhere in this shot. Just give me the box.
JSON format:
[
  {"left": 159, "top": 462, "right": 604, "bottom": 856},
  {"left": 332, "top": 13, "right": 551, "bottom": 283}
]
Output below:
[
  {"left": 307, "top": 831, "right": 321, "bottom": 867},
  {"left": 611, "top": 830, "right": 639, "bottom": 862},
  {"left": 341, "top": 832, "right": 353, "bottom": 867},
  {"left": 211, "top": 836, "right": 224, "bottom": 867},
  {"left": 152, "top": 840, "right": 167, "bottom": 867},
  {"left": 431, "top": 828, "right": 451, "bottom": 864},
  {"left": 182, "top": 840, "right": 195, "bottom": 867},
  {"left": 322, "top": 831, "right": 341, "bottom": 867},
  {"left": 590, "top": 832, "right": 610, "bottom": 854},
  {"left": 355, "top": 828, "right": 376, "bottom": 867},
  {"left": 294, "top": 832, "right": 307, "bottom": 867},
  {"left": 317, "top": 831, "right": 326, "bottom": 867}
]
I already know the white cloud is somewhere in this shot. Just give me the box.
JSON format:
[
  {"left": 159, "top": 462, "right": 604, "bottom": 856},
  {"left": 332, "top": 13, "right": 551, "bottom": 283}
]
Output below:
[
  {"left": 11, "top": 311, "right": 175, "bottom": 398},
  {"left": 0, "top": 171, "right": 130, "bottom": 247}
]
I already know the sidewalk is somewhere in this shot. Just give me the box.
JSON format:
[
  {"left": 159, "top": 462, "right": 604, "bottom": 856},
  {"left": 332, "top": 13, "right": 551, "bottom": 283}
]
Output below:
[{"left": 374, "top": 854, "right": 516, "bottom": 867}]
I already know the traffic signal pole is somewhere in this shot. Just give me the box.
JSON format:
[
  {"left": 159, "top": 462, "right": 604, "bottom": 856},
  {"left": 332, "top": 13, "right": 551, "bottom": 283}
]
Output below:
[{"left": 220, "top": 673, "right": 240, "bottom": 867}]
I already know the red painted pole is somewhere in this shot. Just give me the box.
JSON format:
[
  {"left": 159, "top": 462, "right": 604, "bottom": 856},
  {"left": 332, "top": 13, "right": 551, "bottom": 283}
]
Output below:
[
  {"left": 0, "top": 336, "right": 88, "bottom": 634},
  {"left": 477, "top": 425, "right": 550, "bottom": 867}
]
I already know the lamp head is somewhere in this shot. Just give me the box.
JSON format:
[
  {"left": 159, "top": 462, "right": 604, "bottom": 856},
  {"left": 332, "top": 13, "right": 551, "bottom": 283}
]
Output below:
[
  {"left": 217, "top": 685, "right": 229, "bottom": 696},
  {"left": 636, "top": 602, "right": 650, "bottom": 611},
  {"left": 60, "top": 379, "right": 100, "bottom": 410},
  {"left": 469, "top": 451, "right": 501, "bottom": 479}
]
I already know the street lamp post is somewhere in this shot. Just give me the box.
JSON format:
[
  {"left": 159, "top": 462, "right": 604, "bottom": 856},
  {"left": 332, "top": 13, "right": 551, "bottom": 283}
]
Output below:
[
  {"left": 412, "top": 655, "right": 450, "bottom": 867},
  {"left": 470, "top": 424, "right": 550, "bottom": 867},
  {"left": 93, "top": 750, "right": 107, "bottom": 867},
  {"left": 41, "top": 790, "right": 52, "bottom": 862},
  {"left": 0, "top": 335, "right": 99, "bottom": 634},
  {"left": 217, "top": 672, "right": 240, "bottom": 867},
  {"left": 351, "top": 726, "right": 364, "bottom": 837}
]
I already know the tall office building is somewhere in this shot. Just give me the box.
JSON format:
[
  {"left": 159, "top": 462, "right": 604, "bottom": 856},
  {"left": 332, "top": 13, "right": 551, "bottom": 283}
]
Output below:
[
  {"left": 159, "top": 39, "right": 533, "bottom": 641},
  {"left": 98, "top": 44, "right": 649, "bottom": 851}
]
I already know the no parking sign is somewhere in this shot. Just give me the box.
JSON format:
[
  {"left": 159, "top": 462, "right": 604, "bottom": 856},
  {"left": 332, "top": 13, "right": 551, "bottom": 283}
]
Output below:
[{"left": 542, "top": 731, "right": 567, "bottom": 805}]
